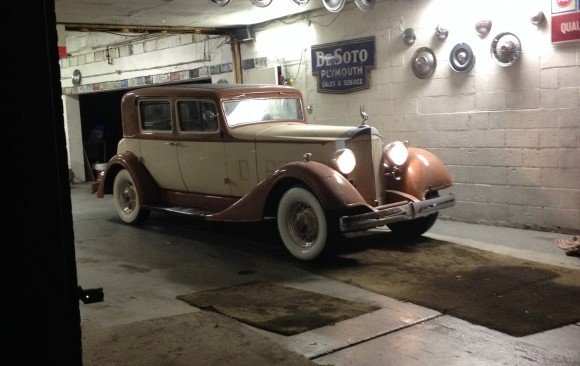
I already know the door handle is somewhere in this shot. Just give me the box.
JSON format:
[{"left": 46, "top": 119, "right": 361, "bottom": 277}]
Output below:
[{"left": 164, "top": 141, "right": 178, "bottom": 146}]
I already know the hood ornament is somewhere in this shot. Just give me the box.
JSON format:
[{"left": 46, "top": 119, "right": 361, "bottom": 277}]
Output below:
[
  {"left": 475, "top": 20, "right": 492, "bottom": 37},
  {"left": 435, "top": 25, "right": 449, "bottom": 41},
  {"left": 531, "top": 11, "right": 545, "bottom": 25},
  {"left": 359, "top": 105, "right": 369, "bottom": 126},
  {"left": 402, "top": 28, "right": 416, "bottom": 46}
]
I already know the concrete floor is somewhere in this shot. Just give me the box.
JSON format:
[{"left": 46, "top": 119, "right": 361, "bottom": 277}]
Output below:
[{"left": 71, "top": 182, "right": 580, "bottom": 365}]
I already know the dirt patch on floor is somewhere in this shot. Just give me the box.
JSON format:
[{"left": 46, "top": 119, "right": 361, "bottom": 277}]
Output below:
[{"left": 307, "top": 234, "right": 580, "bottom": 337}]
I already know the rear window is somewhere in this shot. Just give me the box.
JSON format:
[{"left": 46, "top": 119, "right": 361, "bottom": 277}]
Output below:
[{"left": 140, "top": 101, "right": 171, "bottom": 131}]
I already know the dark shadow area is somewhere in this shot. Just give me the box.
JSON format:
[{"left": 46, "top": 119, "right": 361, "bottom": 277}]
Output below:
[
  {"left": 3, "top": 1, "right": 82, "bottom": 364},
  {"left": 304, "top": 236, "right": 580, "bottom": 337}
]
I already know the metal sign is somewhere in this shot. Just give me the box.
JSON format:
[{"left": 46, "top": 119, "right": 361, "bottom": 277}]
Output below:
[
  {"left": 551, "top": 0, "right": 580, "bottom": 43},
  {"left": 311, "top": 37, "right": 375, "bottom": 94}
]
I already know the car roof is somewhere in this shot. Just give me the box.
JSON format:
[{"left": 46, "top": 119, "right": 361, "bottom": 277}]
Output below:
[{"left": 124, "top": 83, "right": 301, "bottom": 99}]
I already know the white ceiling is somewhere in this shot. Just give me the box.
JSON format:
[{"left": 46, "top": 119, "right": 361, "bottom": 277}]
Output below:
[{"left": 55, "top": 0, "right": 328, "bottom": 30}]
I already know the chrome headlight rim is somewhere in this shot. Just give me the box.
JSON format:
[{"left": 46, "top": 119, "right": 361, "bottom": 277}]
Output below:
[
  {"left": 384, "top": 140, "right": 409, "bottom": 167},
  {"left": 330, "top": 148, "right": 356, "bottom": 175}
]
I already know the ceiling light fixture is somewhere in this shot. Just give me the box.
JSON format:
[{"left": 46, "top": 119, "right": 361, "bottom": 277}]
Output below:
[
  {"left": 354, "top": 0, "right": 375, "bottom": 12},
  {"left": 207, "top": 0, "right": 231, "bottom": 6},
  {"left": 322, "top": 0, "right": 345, "bottom": 13},
  {"left": 250, "top": 0, "right": 273, "bottom": 7}
]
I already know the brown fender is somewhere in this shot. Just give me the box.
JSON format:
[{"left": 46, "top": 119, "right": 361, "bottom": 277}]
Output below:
[
  {"left": 209, "top": 161, "right": 370, "bottom": 222},
  {"left": 96, "top": 152, "right": 161, "bottom": 204},
  {"left": 385, "top": 147, "right": 453, "bottom": 201}
]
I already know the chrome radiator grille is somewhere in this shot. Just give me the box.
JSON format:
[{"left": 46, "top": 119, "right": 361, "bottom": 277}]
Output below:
[{"left": 346, "top": 135, "right": 382, "bottom": 204}]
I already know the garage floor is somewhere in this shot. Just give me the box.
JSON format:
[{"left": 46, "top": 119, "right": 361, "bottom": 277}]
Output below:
[{"left": 71, "top": 182, "right": 580, "bottom": 366}]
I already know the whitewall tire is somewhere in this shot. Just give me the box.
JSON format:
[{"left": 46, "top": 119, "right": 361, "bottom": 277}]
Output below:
[
  {"left": 113, "top": 169, "right": 150, "bottom": 224},
  {"left": 277, "top": 187, "right": 328, "bottom": 261}
]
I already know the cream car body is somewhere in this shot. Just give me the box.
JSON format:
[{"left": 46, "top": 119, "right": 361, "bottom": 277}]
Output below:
[{"left": 98, "top": 84, "right": 455, "bottom": 261}]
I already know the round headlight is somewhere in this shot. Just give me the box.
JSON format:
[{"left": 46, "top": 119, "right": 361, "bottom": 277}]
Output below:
[
  {"left": 330, "top": 148, "right": 356, "bottom": 175},
  {"left": 385, "top": 141, "right": 408, "bottom": 166}
]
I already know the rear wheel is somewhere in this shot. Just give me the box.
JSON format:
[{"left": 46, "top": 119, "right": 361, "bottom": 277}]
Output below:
[
  {"left": 277, "top": 187, "right": 328, "bottom": 261},
  {"left": 387, "top": 212, "right": 438, "bottom": 237},
  {"left": 387, "top": 191, "right": 440, "bottom": 237},
  {"left": 113, "top": 169, "right": 150, "bottom": 224}
]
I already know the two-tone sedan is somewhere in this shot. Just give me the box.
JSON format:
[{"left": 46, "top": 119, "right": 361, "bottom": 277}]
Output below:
[{"left": 97, "top": 84, "right": 455, "bottom": 261}]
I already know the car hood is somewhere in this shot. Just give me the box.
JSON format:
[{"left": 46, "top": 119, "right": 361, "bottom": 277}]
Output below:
[{"left": 229, "top": 122, "right": 371, "bottom": 142}]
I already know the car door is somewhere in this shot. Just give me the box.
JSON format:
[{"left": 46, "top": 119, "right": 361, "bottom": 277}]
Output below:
[
  {"left": 175, "top": 99, "right": 231, "bottom": 196},
  {"left": 137, "top": 99, "right": 187, "bottom": 191}
]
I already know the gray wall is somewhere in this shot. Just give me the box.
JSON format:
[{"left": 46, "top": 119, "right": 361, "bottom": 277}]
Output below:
[{"left": 60, "top": 0, "right": 579, "bottom": 232}]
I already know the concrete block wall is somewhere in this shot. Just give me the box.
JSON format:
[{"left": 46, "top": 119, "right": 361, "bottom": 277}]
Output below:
[
  {"left": 243, "top": 0, "right": 579, "bottom": 232},
  {"left": 60, "top": 33, "right": 233, "bottom": 88},
  {"left": 58, "top": 0, "right": 578, "bottom": 232}
]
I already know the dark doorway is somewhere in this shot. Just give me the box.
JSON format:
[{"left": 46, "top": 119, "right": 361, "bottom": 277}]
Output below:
[{"left": 80, "top": 89, "right": 125, "bottom": 172}]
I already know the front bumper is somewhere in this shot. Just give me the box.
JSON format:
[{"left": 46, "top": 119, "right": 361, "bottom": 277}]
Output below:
[{"left": 340, "top": 193, "right": 455, "bottom": 232}]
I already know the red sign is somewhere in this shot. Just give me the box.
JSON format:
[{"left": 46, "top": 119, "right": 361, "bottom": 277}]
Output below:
[
  {"left": 552, "top": 0, "right": 576, "bottom": 13},
  {"left": 552, "top": 11, "right": 580, "bottom": 43},
  {"left": 557, "top": 0, "right": 572, "bottom": 7}
]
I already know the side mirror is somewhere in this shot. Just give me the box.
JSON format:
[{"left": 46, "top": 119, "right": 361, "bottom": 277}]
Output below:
[
  {"left": 202, "top": 110, "right": 216, "bottom": 123},
  {"left": 202, "top": 110, "right": 218, "bottom": 131}
]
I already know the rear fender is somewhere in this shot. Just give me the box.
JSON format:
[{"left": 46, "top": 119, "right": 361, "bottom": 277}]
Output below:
[
  {"left": 210, "top": 161, "right": 369, "bottom": 222},
  {"left": 96, "top": 152, "right": 160, "bottom": 204},
  {"left": 384, "top": 147, "right": 452, "bottom": 201}
]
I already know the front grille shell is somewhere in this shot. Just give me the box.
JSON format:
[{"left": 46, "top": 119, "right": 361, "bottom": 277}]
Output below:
[{"left": 346, "top": 133, "right": 383, "bottom": 205}]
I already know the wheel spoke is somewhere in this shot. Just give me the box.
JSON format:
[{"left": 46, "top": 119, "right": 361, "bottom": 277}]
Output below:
[
  {"left": 121, "top": 182, "right": 136, "bottom": 213},
  {"left": 288, "top": 202, "right": 319, "bottom": 248}
]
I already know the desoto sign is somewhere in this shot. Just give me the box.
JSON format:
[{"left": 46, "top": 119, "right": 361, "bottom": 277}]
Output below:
[
  {"left": 552, "top": 0, "right": 580, "bottom": 43},
  {"left": 311, "top": 37, "right": 375, "bottom": 94}
]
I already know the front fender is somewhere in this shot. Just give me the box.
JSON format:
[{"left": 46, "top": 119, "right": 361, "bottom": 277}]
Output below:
[
  {"left": 385, "top": 147, "right": 453, "bottom": 201},
  {"left": 210, "top": 161, "right": 369, "bottom": 222},
  {"left": 96, "top": 152, "right": 160, "bottom": 204}
]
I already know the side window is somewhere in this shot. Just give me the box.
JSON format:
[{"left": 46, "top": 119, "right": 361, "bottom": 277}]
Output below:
[
  {"left": 177, "top": 100, "right": 218, "bottom": 132},
  {"left": 140, "top": 101, "right": 171, "bottom": 131},
  {"left": 177, "top": 101, "right": 201, "bottom": 131}
]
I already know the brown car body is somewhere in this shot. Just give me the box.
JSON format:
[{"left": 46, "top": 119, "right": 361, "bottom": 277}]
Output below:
[{"left": 97, "top": 84, "right": 455, "bottom": 260}]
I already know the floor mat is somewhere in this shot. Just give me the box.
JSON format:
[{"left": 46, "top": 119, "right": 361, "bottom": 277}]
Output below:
[
  {"left": 309, "top": 235, "right": 580, "bottom": 337},
  {"left": 177, "top": 281, "right": 380, "bottom": 336}
]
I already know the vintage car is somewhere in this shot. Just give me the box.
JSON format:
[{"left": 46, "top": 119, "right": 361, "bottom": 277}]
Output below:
[{"left": 97, "top": 84, "right": 455, "bottom": 261}]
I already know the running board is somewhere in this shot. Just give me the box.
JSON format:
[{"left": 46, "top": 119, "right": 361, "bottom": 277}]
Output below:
[{"left": 142, "top": 205, "right": 216, "bottom": 217}]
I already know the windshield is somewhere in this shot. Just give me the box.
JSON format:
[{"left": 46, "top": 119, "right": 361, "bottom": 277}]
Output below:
[{"left": 223, "top": 98, "right": 304, "bottom": 127}]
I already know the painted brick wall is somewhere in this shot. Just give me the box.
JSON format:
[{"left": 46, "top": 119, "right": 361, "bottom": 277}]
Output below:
[
  {"left": 59, "top": 0, "right": 579, "bottom": 232},
  {"left": 244, "top": 0, "right": 579, "bottom": 232}
]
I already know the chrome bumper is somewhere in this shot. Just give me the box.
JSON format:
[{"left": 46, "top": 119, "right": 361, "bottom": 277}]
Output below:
[{"left": 340, "top": 193, "right": 455, "bottom": 232}]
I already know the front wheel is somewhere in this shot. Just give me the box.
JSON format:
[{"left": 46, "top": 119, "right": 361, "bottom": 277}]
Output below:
[
  {"left": 277, "top": 187, "right": 328, "bottom": 261},
  {"left": 113, "top": 169, "right": 150, "bottom": 224}
]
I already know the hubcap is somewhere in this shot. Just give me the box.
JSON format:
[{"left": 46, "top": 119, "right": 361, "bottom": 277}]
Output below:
[
  {"left": 120, "top": 181, "right": 137, "bottom": 214},
  {"left": 288, "top": 202, "right": 318, "bottom": 248}
]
